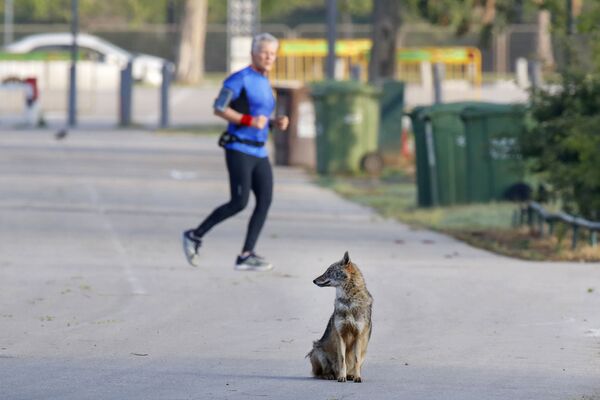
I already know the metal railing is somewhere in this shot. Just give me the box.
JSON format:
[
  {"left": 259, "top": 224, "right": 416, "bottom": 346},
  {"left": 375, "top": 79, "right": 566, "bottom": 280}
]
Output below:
[
  {"left": 0, "top": 22, "right": 542, "bottom": 75},
  {"left": 515, "top": 202, "right": 600, "bottom": 249}
]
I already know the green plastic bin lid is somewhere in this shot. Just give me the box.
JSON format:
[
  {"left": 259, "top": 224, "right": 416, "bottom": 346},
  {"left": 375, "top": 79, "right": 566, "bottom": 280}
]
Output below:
[
  {"left": 310, "top": 80, "right": 381, "bottom": 97},
  {"left": 460, "top": 103, "right": 526, "bottom": 118},
  {"left": 410, "top": 102, "right": 479, "bottom": 120},
  {"left": 410, "top": 102, "right": 525, "bottom": 120}
]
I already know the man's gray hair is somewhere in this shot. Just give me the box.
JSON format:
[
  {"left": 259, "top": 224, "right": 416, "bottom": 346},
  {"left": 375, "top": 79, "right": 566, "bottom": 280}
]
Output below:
[{"left": 251, "top": 33, "right": 279, "bottom": 54}]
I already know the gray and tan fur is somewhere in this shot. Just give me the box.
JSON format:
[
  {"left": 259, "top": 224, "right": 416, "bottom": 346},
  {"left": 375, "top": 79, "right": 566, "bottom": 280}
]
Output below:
[{"left": 307, "top": 251, "right": 373, "bottom": 383}]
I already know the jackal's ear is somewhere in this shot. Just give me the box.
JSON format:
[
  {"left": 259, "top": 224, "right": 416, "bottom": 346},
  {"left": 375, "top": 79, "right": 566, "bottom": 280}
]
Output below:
[{"left": 342, "top": 251, "right": 350, "bottom": 265}]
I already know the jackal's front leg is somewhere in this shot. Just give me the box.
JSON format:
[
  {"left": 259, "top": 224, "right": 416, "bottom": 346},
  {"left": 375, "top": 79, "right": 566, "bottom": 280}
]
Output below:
[
  {"left": 352, "top": 334, "right": 369, "bottom": 383},
  {"left": 345, "top": 345, "right": 356, "bottom": 381},
  {"left": 336, "top": 334, "right": 347, "bottom": 382}
]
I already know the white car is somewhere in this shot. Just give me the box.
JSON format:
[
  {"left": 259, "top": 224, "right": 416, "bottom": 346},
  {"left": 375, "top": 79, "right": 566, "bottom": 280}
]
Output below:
[{"left": 4, "top": 32, "right": 167, "bottom": 85}]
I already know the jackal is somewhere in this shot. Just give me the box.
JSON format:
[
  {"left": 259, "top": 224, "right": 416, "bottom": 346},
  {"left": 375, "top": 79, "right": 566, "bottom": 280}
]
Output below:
[{"left": 308, "top": 251, "right": 373, "bottom": 383}]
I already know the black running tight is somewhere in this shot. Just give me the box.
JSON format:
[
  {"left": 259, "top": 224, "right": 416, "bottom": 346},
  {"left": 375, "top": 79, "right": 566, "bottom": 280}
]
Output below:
[{"left": 194, "top": 149, "right": 273, "bottom": 253}]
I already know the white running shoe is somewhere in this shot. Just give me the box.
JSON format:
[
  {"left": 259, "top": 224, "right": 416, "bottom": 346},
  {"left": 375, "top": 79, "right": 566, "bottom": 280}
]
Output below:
[
  {"left": 182, "top": 230, "right": 202, "bottom": 267},
  {"left": 234, "top": 252, "right": 273, "bottom": 271}
]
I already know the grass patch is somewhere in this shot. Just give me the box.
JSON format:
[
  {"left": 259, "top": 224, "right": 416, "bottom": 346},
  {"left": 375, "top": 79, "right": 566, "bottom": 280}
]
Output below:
[
  {"left": 452, "top": 228, "right": 600, "bottom": 262},
  {"left": 317, "top": 172, "right": 600, "bottom": 262}
]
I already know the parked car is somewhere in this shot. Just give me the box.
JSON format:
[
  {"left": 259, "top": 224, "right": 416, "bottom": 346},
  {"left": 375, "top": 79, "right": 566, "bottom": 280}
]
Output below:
[{"left": 3, "top": 33, "right": 167, "bottom": 85}]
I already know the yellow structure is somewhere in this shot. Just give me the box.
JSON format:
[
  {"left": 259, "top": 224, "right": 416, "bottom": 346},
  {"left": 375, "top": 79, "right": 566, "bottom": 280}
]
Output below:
[
  {"left": 272, "top": 39, "right": 371, "bottom": 83},
  {"left": 396, "top": 47, "right": 482, "bottom": 86},
  {"left": 273, "top": 39, "right": 482, "bottom": 86}
]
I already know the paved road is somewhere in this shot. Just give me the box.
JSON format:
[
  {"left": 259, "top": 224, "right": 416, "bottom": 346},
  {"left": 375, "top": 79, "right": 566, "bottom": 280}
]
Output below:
[
  {"left": 2, "top": 82, "right": 529, "bottom": 129},
  {"left": 0, "top": 129, "right": 599, "bottom": 400}
]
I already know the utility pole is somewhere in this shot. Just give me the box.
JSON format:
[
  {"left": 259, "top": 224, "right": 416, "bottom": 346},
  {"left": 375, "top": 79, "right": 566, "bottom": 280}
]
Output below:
[
  {"left": 326, "top": 0, "right": 337, "bottom": 79},
  {"left": 432, "top": 63, "right": 445, "bottom": 104},
  {"left": 513, "top": 0, "right": 524, "bottom": 23},
  {"left": 68, "top": 0, "right": 79, "bottom": 127},
  {"left": 4, "top": 0, "right": 13, "bottom": 46},
  {"left": 566, "top": 0, "right": 575, "bottom": 35},
  {"left": 166, "top": 0, "right": 176, "bottom": 25}
]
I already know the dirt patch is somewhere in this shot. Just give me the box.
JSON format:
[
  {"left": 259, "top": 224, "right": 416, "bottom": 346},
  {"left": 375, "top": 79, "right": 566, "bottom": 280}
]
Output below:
[{"left": 451, "top": 227, "right": 600, "bottom": 262}]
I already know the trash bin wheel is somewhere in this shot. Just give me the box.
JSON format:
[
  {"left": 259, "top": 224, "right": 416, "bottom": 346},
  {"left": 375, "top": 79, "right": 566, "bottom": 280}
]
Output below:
[{"left": 360, "top": 152, "right": 384, "bottom": 175}]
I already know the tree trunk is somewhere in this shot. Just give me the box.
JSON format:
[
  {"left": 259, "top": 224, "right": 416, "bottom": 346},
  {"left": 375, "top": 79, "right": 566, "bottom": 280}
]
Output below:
[
  {"left": 513, "top": 0, "right": 524, "bottom": 23},
  {"left": 176, "top": 0, "right": 207, "bottom": 84},
  {"left": 536, "top": 9, "right": 554, "bottom": 69},
  {"left": 573, "top": 0, "right": 583, "bottom": 16},
  {"left": 340, "top": 0, "right": 353, "bottom": 39},
  {"left": 368, "top": 0, "right": 400, "bottom": 83},
  {"left": 482, "top": 0, "right": 496, "bottom": 25}
]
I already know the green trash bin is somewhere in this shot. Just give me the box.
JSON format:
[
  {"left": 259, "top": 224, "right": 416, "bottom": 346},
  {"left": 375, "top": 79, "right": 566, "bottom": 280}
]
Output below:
[
  {"left": 310, "top": 81, "right": 381, "bottom": 174},
  {"left": 410, "top": 106, "right": 432, "bottom": 206},
  {"left": 461, "top": 104, "right": 526, "bottom": 202},
  {"left": 410, "top": 102, "right": 525, "bottom": 207},
  {"left": 378, "top": 79, "right": 405, "bottom": 162},
  {"left": 410, "top": 102, "right": 475, "bottom": 207}
]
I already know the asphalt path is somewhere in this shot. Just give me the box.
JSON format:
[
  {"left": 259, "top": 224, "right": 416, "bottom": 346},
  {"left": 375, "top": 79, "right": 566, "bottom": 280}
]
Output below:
[
  {"left": 0, "top": 129, "right": 599, "bottom": 399},
  {"left": 1, "top": 82, "right": 529, "bottom": 129}
]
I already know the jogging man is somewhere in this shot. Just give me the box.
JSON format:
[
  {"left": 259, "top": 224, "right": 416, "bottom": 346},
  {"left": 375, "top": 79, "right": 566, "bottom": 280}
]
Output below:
[{"left": 182, "top": 33, "right": 288, "bottom": 271}]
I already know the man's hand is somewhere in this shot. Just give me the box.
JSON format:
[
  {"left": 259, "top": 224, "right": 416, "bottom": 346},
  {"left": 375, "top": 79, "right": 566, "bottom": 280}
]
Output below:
[
  {"left": 251, "top": 115, "right": 269, "bottom": 129},
  {"left": 274, "top": 115, "right": 289, "bottom": 131}
]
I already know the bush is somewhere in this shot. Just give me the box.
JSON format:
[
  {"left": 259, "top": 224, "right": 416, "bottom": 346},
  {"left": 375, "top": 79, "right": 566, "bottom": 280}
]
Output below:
[{"left": 521, "top": 73, "right": 600, "bottom": 220}]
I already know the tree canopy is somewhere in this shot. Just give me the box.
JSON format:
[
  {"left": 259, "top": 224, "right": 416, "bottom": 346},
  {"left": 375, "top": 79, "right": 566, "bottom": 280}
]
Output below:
[
  {"left": 0, "top": 0, "right": 171, "bottom": 25},
  {"left": 0, "top": 0, "right": 538, "bottom": 26},
  {"left": 2, "top": 0, "right": 598, "bottom": 71},
  {"left": 0, "top": 0, "right": 589, "bottom": 32}
]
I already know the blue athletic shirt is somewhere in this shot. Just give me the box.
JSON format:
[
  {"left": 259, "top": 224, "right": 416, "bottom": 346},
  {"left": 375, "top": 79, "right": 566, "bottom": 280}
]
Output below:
[{"left": 222, "top": 66, "right": 275, "bottom": 158}]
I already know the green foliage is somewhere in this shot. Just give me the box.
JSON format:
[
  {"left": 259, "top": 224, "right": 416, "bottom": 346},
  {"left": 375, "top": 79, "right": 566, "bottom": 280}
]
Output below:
[
  {"left": 261, "top": 0, "right": 372, "bottom": 19},
  {"left": 3, "top": 0, "right": 596, "bottom": 35},
  {"left": 519, "top": 1, "right": 600, "bottom": 221},
  {"left": 261, "top": 0, "right": 321, "bottom": 18},
  {"left": 8, "top": 0, "right": 71, "bottom": 23},
  {"left": 578, "top": 1, "right": 600, "bottom": 73},
  {"left": 206, "top": 0, "right": 226, "bottom": 23},
  {"left": 338, "top": 0, "right": 373, "bottom": 16},
  {"left": 522, "top": 73, "right": 600, "bottom": 219},
  {"left": 411, "top": 0, "right": 540, "bottom": 35},
  {"left": 413, "top": 0, "right": 478, "bottom": 30},
  {"left": 79, "top": 0, "right": 171, "bottom": 25},
  {"left": 1, "top": 0, "right": 373, "bottom": 26},
  {"left": 0, "top": 0, "right": 171, "bottom": 25},
  {"left": 260, "top": 0, "right": 374, "bottom": 25}
]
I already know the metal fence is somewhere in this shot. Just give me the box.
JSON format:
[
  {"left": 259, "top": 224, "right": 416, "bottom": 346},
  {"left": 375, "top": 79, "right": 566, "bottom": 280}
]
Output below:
[
  {"left": 0, "top": 22, "right": 540, "bottom": 126},
  {"left": 516, "top": 202, "right": 600, "bottom": 250},
  {"left": 0, "top": 22, "right": 539, "bottom": 74}
]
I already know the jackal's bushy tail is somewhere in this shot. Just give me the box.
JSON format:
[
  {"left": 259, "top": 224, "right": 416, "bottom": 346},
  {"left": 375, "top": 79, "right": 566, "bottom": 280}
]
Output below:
[{"left": 308, "top": 342, "right": 335, "bottom": 379}]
